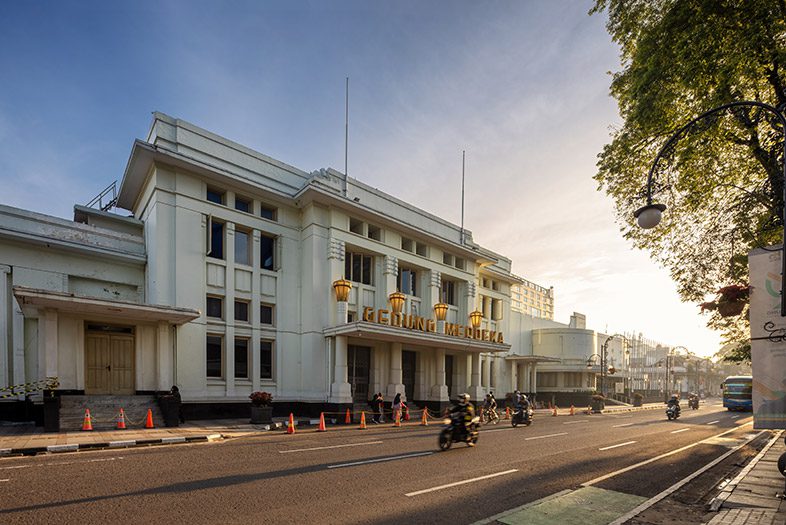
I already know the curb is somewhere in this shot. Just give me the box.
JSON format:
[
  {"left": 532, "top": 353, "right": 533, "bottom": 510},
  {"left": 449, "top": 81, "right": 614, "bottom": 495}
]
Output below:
[{"left": 0, "top": 433, "right": 223, "bottom": 458}]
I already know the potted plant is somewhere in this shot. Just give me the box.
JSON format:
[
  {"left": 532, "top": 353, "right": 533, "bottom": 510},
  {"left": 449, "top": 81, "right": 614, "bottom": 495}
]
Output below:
[
  {"left": 591, "top": 393, "right": 605, "bottom": 413},
  {"left": 700, "top": 284, "right": 751, "bottom": 317},
  {"left": 250, "top": 391, "right": 273, "bottom": 424},
  {"left": 632, "top": 392, "right": 643, "bottom": 407}
]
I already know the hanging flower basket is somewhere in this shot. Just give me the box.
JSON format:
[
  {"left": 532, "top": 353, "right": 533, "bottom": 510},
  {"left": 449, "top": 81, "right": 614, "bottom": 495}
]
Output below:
[
  {"left": 717, "top": 301, "right": 745, "bottom": 317},
  {"left": 699, "top": 284, "right": 750, "bottom": 318}
]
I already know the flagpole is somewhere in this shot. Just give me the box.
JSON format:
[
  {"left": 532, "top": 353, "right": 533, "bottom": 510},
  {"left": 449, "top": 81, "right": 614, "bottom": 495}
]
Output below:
[{"left": 460, "top": 150, "right": 465, "bottom": 244}]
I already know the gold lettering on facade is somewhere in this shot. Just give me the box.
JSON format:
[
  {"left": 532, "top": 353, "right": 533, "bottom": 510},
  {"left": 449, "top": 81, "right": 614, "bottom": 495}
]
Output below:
[
  {"left": 482, "top": 330, "right": 489, "bottom": 341},
  {"left": 392, "top": 313, "right": 403, "bottom": 327},
  {"left": 377, "top": 309, "right": 390, "bottom": 325},
  {"left": 426, "top": 319, "right": 436, "bottom": 333},
  {"left": 416, "top": 317, "right": 425, "bottom": 331},
  {"left": 363, "top": 307, "right": 374, "bottom": 322},
  {"left": 446, "top": 323, "right": 459, "bottom": 336}
]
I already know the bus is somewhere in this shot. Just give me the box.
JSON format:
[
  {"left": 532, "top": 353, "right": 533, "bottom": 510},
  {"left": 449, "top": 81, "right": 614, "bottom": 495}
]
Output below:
[{"left": 722, "top": 375, "right": 753, "bottom": 411}]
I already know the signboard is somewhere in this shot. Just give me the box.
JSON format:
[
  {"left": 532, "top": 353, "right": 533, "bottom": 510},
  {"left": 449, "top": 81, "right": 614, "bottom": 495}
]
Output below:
[
  {"left": 748, "top": 247, "right": 786, "bottom": 429},
  {"left": 615, "top": 382, "right": 624, "bottom": 394}
]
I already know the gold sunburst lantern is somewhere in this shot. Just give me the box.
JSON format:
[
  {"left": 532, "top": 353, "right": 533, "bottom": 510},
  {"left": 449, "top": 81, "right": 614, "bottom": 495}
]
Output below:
[
  {"left": 332, "top": 279, "right": 352, "bottom": 302},
  {"left": 389, "top": 292, "right": 406, "bottom": 314},
  {"left": 433, "top": 302, "right": 448, "bottom": 321},
  {"left": 469, "top": 310, "right": 483, "bottom": 329}
]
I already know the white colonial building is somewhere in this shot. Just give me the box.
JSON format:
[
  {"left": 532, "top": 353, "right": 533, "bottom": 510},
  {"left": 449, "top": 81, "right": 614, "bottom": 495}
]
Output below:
[{"left": 1, "top": 113, "right": 562, "bottom": 422}]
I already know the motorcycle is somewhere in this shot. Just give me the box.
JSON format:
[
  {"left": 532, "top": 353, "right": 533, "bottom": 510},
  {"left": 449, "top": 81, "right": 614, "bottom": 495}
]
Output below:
[
  {"left": 482, "top": 406, "right": 500, "bottom": 425},
  {"left": 511, "top": 406, "right": 534, "bottom": 427},
  {"left": 666, "top": 404, "right": 681, "bottom": 420},
  {"left": 438, "top": 413, "right": 480, "bottom": 450},
  {"left": 689, "top": 397, "right": 699, "bottom": 410}
]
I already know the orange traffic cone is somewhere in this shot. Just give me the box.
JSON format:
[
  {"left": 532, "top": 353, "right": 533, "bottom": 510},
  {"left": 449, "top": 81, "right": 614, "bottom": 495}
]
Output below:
[
  {"left": 345, "top": 408, "right": 351, "bottom": 424},
  {"left": 570, "top": 405, "right": 575, "bottom": 416},
  {"left": 421, "top": 408, "right": 428, "bottom": 426},
  {"left": 359, "top": 411, "right": 367, "bottom": 430},
  {"left": 81, "top": 408, "right": 93, "bottom": 431},
  {"left": 144, "top": 408, "right": 154, "bottom": 428},
  {"left": 552, "top": 405, "right": 558, "bottom": 417},
  {"left": 403, "top": 405, "right": 410, "bottom": 421},
  {"left": 504, "top": 406, "right": 510, "bottom": 419},
  {"left": 393, "top": 409, "right": 401, "bottom": 427},
  {"left": 116, "top": 408, "right": 127, "bottom": 430},
  {"left": 287, "top": 413, "right": 296, "bottom": 434},
  {"left": 317, "top": 412, "right": 327, "bottom": 432}
]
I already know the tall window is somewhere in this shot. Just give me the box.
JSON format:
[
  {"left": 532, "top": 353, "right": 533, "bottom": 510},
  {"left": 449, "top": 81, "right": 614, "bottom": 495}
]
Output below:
[
  {"left": 235, "top": 230, "right": 250, "bottom": 265},
  {"left": 260, "top": 234, "right": 276, "bottom": 270},
  {"left": 441, "top": 279, "right": 456, "bottom": 305},
  {"left": 234, "top": 338, "right": 249, "bottom": 379},
  {"left": 206, "top": 335, "right": 223, "bottom": 378},
  {"left": 206, "top": 296, "right": 223, "bottom": 319},
  {"left": 398, "top": 268, "right": 417, "bottom": 296},
  {"left": 260, "top": 304, "right": 274, "bottom": 325},
  {"left": 209, "top": 221, "right": 224, "bottom": 260},
  {"left": 344, "top": 251, "right": 372, "bottom": 285},
  {"left": 234, "top": 300, "right": 249, "bottom": 322},
  {"left": 260, "top": 340, "right": 273, "bottom": 380}
]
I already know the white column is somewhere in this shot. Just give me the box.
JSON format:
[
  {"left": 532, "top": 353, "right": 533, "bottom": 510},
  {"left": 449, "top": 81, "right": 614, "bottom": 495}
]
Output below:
[
  {"left": 0, "top": 265, "right": 9, "bottom": 387},
  {"left": 481, "top": 353, "right": 491, "bottom": 393},
  {"left": 468, "top": 352, "right": 483, "bottom": 401},
  {"left": 330, "top": 335, "right": 352, "bottom": 402},
  {"left": 386, "top": 342, "right": 404, "bottom": 399},
  {"left": 530, "top": 364, "right": 537, "bottom": 394},
  {"left": 12, "top": 298, "right": 25, "bottom": 387},
  {"left": 430, "top": 348, "right": 448, "bottom": 401},
  {"left": 225, "top": 223, "right": 236, "bottom": 396},
  {"left": 509, "top": 360, "right": 517, "bottom": 393},
  {"left": 157, "top": 321, "right": 173, "bottom": 391},
  {"left": 41, "top": 309, "right": 58, "bottom": 379}
]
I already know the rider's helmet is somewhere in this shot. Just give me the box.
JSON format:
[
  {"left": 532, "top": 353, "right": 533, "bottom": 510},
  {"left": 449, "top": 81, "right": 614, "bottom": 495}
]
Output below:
[
  {"left": 514, "top": 389, "right": 520, "bottom": 395},
  {"left": 458, "top": 393, "right": 470, "bottom": 405}
]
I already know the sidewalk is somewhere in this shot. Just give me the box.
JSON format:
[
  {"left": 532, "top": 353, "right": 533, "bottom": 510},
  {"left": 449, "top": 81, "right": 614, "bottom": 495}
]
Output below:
[{"left": 705, "top": 430, "right": 786, "bottom": 525}]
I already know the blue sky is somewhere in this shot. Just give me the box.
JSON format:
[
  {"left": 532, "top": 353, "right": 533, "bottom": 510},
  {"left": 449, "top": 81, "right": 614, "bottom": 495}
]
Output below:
[{"left": 0, "top": 1, "right": 723, "bottom": 356}]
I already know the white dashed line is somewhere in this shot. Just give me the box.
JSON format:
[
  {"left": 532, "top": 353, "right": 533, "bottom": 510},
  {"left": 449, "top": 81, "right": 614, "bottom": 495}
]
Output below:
[
  {"left": 707, "top": 420, "right": 720, "bottom": 425},
  {"left": 599, "top": 441, "right": 637, "bottom": 451},
  {"left": 406, "top": 469, "right": 518, "bottom": 496},
  {"left": 612, "top": 423, "right": 634, "bottom": 428},
  {"left": 524, "top": 432, "right": 568, "bottom": 441},
  {"left": 671, "top": 428, "right": 690, "bottom": 434},
  {"left": 327, "top": 451, "right": 432, "bottom": 469},
  {"left": 279, "top": 441, "right": 383, "bottom": 453}
]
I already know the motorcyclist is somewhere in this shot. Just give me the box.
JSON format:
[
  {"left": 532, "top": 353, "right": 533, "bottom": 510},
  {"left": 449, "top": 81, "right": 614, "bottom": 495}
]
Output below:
[
  {"left": 688, "top": 392, "right": 699, "bottom": 409},
  {"left": 450, "top": 393, "right": 476, "bottom": 446},
  {"left": 667, "top": 394, "right": 681, "bottom": 417}
]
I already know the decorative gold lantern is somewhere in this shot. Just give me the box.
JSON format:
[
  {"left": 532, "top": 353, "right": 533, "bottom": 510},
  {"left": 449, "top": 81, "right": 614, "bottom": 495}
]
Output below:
[
  {"left": 389, "top": 291, "right": 406, "bottom": 314},
  {"left": 469, "top": 310, "right": 483, "bottom": 329},
  {"left": 332, "top": 279, "right": 352, "bottom": 302},
  {"left": 433, "top": 302, "right": 448, "bottom": 321}
]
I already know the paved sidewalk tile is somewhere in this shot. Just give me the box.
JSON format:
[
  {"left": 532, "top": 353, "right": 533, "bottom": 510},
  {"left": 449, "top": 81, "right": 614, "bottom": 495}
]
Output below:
[{"left": 706, "top": 508, "right": 778, "bottom": 525}]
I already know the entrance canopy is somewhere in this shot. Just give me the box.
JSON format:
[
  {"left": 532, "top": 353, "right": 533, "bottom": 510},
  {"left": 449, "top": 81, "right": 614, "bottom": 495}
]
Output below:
[
  {"left": 506, "top": 354, "right": 561, "bottom": 364},
  {"left": 14, "top": 287, "right": 200, "bottom": 325},
  {"left": 324, "top": 321, "right": 511, "bottom": 353}
]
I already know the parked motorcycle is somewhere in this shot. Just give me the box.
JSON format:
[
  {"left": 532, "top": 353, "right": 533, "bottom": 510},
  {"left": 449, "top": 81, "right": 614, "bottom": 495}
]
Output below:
[
  {"left": 666, "top": 405, "right": 680, "bottom": 420},
  {"left": 511, "top": 407, "right": 534, "bottom": 427},
  {"left": 438, "top": 413, "right": 480, "bottom": 450}
]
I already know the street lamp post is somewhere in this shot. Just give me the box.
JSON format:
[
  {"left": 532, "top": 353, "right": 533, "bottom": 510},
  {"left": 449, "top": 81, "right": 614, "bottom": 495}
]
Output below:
[
  {"left": 633, "top": 100, "right": 786, "bottom": 316},
  {"left": 587, "top": 334, "right": 627, "bottom": 397}
]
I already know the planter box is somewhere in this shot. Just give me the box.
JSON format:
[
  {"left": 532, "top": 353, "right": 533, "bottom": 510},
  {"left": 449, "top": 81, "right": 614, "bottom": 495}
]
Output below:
[
  {"left": 632, "top": 397, "right": 643, "bottom": 407},
  {"left": 251, "top": 406, "right": 273, "bottom": 424},
  {"left": 158, "top": 396, "right": 181, "bottom": 427},
  {"left": 591, "top": 400, "right": 605, "bottom": 413}
]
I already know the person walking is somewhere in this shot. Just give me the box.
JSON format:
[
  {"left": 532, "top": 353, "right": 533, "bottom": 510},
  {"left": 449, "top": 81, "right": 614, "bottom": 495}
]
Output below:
[
  {"left": 392, "top": 392, "right": 402, "bottom": 424},
  {"left": 371, "top": 393, "right": 383, "bottom": 424}
]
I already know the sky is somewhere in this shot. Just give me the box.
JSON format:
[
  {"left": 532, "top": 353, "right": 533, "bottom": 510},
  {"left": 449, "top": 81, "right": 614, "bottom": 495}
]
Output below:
[{"left": 0, "top": 1, "right": 722, "bottom": 357}]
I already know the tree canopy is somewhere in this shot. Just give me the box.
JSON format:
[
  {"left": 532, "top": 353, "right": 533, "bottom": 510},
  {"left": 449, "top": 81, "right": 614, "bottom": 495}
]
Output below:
[{"left": 592, "top": 0, "right": 786, "bottom": 362}]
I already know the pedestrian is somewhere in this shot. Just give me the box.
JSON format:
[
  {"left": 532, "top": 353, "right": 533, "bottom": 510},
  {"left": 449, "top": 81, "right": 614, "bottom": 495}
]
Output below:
[
  {"left": 371, "top": 393, "right": 383, "bottom": 424},
  {"left": 392, "top": 392, "right": 402, "bottom": 424},
  {"left": 170, "top": 385, "right": 185, "bottom": 423}
]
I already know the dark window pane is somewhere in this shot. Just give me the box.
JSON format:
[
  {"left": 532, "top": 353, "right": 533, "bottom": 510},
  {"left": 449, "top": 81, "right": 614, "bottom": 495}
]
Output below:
[
  {"left": 235, "top": 231, "right": 250, "bottom": 265},
  {"left": 206, "top": 297, "right": 223, "bottom": 318},
  {"left": 260, "top": 340, "right": 273, "bottom": 379},
  {"left": 206, "top": 336, "right": 222, "bottom": 378},
  {"left": 344, "top": 255, "right": 351, "bottom": 280},
  {"left": 260, "top": 305, "right": 273, "bottom": 325},
  {"left": 362, "top": 255, "right": 372, "bottom": 285},
  {"left": 234, "top": 339, "right": 248, "bottom": 379},
  {"left": 207, "top": 189, "right": 224, "bottom": 204},
  {"left": 210, "top": 222, "right": 224, "bottom": 260},
  {"left": 235, "top": 197, "right": 251, "bottom": 213},
  {"left": 260, "top": 235, "right": 275, "bottom": 270},
  {"left": 352, "top": 253, "right": 361, "bottom": 283},
  {"left": 235, "top": 301, "right": 249, "bottom": 322},
  {"left": 260, "top": 205, "right": 276, "bottom": 220}
]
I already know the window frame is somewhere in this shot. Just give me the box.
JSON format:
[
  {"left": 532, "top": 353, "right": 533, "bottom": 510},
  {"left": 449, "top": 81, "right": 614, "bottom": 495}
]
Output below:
[
  {"left": 260, "top": 303, "right": 274, "bottom": 325},
  {"left": 206, "top": 334, "right": 224, "bottom": 379},
  {"left": 260, "top": 339, "right": 274, "bottom": 380},
  {"left": 234, "top": 300, "right": 250, "bottom": 323},
  {"left": 234, "top": 228, "right": 251, "bottom": 266},
  {"left": 206, "top": 296, "right": 223, "bottom": 320},
  {"left": 234, "top": 337, "right": 249, "bottom": 379},
  {"left": 260, "top": 233, "right": 276, "bottom": 271}
]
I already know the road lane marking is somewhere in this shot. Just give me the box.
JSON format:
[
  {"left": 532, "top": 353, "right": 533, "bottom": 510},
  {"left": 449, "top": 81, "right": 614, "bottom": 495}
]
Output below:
[
  {"left": 279, "top": 441, "right": 383, "bottom": 453},
  {"left": 524, "top": 432, "right": 568, "bottom": 441},
  {"left": 671, "top": 428, "right": 690, "bottom": 434},
  {"left": 599, "top": 441, "right": 636, "bottom": 451},
  {"left": 0, "top": 456, "right": 123, "bottom": 470},
  {"left": 0, "top": 465, "right": 31, "bottom": 470},
  {"left": 730, "top": 415, "right": 739, "bottom": 419},
  {"left": 327, "top": 451, "right": 432, "bottom": 469},
  {"left": 0, "top": 479, "right": 9, "bottom": 482},
  {"left": 405, "top": 469, "right": 518, "bottom": 497},
  {"left": 707, "top": 420, "right": 720, "bottom": 425},
  {"left": 563, "top": 421, "right": 589, "bottom": 425},
  {"left": 484, "top": 428, "right": 516, "bottom": 433},
  {"left": 582, "top": 422, "right": 753, "bottom": 487},
  {"left": 612, "top": 423, "right": 634, "bottom": 428}
]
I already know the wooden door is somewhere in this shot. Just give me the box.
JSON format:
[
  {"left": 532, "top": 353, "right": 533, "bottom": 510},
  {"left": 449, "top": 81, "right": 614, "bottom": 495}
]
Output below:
[{"left": 85, "top": 332, "right": 134, "bottom": 395}]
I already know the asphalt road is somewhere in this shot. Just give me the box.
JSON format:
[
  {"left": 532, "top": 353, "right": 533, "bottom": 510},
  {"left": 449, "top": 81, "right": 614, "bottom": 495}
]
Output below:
[{"left": 0, "top": 401, "right": 757, "bottom": 524}]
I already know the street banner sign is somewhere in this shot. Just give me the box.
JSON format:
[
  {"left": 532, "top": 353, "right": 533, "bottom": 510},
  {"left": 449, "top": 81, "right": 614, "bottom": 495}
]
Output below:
[{"left": 749, "top": 246, "right": 786, "bottom": 429}]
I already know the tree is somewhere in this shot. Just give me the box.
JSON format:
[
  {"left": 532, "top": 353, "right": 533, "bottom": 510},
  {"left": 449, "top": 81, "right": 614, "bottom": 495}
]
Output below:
[{"left": 592, "top": 0, "right": 786, "bottom": 362}]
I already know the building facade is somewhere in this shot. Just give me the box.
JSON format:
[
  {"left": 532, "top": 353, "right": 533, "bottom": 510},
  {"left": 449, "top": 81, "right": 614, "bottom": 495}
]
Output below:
[
  {"left": 1, "top": 113, "right": 557, "bottom": 420},
  {"left": 511, "top": 279, "right": 554, "bottom": 320}
]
